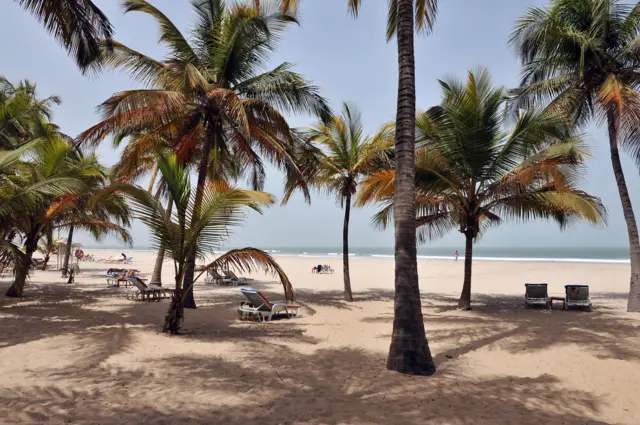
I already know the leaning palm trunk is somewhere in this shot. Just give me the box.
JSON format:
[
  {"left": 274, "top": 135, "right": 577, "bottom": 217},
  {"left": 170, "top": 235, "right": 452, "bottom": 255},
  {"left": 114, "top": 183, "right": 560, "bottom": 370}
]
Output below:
[
  {"left": 606, "top": 112, "right": 640, "bottom": 312},
  {"left": 343, "top": 193, "right": 354, "bottom": 301},
  {"left": 6, "top": 237, "right": 37, "bottom": 298},
  {"left": 182, "top": 122, "right": 218, "bottom": 309},
  {"left": 61, "top": 226, "right": 74, "bottom": 277},
  {"left": 458, "top": 228, "right": 474, "bottom": 310},
  {"left": 386, "top": 0, "right": 436, "bottom": 376},
  {"left": 150, "top": 200, "right": 172, "bottom": 285}
]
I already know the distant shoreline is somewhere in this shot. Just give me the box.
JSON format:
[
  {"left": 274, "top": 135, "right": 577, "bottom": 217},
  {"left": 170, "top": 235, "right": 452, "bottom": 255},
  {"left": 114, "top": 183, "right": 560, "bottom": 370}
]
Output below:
[{"left": 81, "top": 247, "right": 630, "bottom": 265}]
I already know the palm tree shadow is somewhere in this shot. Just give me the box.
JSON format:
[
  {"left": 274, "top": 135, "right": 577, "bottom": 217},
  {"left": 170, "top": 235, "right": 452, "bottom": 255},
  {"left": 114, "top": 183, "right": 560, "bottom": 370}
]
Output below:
[{"left": 0, "top": 344, "right": 614, "bottom": 425}]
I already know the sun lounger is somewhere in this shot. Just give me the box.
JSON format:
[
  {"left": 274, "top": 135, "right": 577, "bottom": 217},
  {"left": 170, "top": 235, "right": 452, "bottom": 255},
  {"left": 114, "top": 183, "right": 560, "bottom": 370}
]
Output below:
[
  {"left": 126, "top": 276, "right": 173, "bottom": 301},
  {"left": 237, "top": 288, "right": 300, "bottom": 322},
  {"left": 124, "top": 256, "right": 133, "bottom": 264},
  {"left": 205, "top": 269, "right": 230, "bottom": 285},
  {"left": 565, "top": 285, "right": 592, "bottom": 311},
  {"left": 224, "top": 270, "right": 249, "bottom": 285},
  {"left": 525, "top": 283, "right": 549, "bottom": 308}
]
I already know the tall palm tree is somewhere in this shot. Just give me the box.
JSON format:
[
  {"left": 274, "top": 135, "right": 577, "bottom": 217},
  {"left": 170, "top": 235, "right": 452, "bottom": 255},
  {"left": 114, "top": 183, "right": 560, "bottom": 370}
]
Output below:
[
  {"left": 78, "top": 0, "right": 330, "bottom": 308},
  {"left": 282, "top": 0, "right": 439, "bottom": 376},
  {"left": 358, "top": 69, "right": 606, "bottom": 310},
  {"left": 511, "top": 0, "right": 640, "bottom": 312},
  {"left": 0, "top": 138, "right": 131, "bottom": 297},
  {"left": 116, "top": 152, "right": 293, "bottom": 333},
  {"left": 14, "top": 0, "right": 113, "bottom": 72},
  {"left": 302, "top": 102, "right": 393, "bottom": 301}
]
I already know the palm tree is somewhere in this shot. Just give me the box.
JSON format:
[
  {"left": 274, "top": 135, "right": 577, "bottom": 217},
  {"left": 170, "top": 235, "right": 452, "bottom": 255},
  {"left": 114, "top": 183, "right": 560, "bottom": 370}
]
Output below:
[
  {"left": 282, "top": 0, "right": 439, "bottom": 376},
  {"left": 37, "top": 229, "right": 56, "bottom": 269},
  {"left": 116, "top": 152, "right": 294, "bottom": 333},
  {"left": 14, "top": 0, "right": 113, "bottom": 72},
  {"left": 302, "top": 102, "right": 393, "bottom": 301},
  {"left": 78, "top": 0, "right": 330, "bottom": 308},
  {"left": 511, "top": 0, "right": 640, "bottom": 312},
  {"left": 0, "top": 76, "right": 61, "bottom": 149},
  {"left": 0, "top": 138, "right": 131, "bottom": 297},
  {"left": 358, "top": 69, "right": 606, "bottom": 310}
]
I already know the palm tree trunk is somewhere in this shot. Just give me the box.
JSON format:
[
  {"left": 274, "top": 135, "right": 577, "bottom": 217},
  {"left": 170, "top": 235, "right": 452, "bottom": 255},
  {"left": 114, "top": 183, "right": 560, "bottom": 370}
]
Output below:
[
  {"left": 182, "top": 120, "right": 218, "bottom": 309},
  {"left": 458, "top": 229, "right": 474, "bottom": 310},
  {"left": 343, "top": 193, "right": 354, "bottom": 302},
  {"left": 148, "top": 164, "right": 159, "bottom": 193},
  {"left": 61, "top": 226, "right": 74, "bottom": 277},
  {"left": 150, "top": 200, "right": 172, "bottom": 286},
  {"left": 386, "top": 0, "right": 436, "bottom": 376},
  {"left": 6, "top": 235, "right": 37, "bottom": 298},
  {"left": 606, "top": 112, "right": 640, "bottom": 312}
]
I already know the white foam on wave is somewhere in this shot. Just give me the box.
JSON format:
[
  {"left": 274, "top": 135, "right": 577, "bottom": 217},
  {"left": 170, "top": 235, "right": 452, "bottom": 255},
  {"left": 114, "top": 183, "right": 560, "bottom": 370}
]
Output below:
[{"left": 414, "top": 255, "right": 629, "bottom": 264}]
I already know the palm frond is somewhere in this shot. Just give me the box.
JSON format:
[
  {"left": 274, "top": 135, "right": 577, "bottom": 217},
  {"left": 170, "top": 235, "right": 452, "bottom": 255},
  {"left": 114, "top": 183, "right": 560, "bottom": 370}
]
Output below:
[
  {"left": 16, "top": 0, "right": 114, "bottom": 73},
  {"left": 200, "top": 247, "right": 294, "bottom": 300}
]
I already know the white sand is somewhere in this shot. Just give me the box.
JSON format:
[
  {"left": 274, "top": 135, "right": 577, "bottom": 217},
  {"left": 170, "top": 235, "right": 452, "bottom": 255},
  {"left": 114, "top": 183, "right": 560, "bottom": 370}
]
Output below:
[{"left": 1, "top": 249, "right": 639, "bottom": 424}]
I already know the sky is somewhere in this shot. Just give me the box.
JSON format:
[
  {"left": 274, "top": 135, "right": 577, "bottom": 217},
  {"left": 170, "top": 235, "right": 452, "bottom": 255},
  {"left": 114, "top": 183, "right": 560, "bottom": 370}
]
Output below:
[{"left": 1, "top": 0, "right": 639, "bottom": 250}]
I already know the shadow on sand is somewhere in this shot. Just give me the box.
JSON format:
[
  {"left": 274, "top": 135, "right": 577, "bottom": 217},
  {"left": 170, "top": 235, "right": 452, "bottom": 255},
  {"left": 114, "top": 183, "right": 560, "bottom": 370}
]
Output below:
[{"left": 0, "top": 278, "right": 635, "bottom": 424}]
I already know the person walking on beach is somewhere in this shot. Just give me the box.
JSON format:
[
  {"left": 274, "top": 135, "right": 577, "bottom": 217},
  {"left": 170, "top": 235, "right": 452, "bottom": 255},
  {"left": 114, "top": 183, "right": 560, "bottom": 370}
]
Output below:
[{"left": 454, "top": 250, "right": 459, "bottom": 262}]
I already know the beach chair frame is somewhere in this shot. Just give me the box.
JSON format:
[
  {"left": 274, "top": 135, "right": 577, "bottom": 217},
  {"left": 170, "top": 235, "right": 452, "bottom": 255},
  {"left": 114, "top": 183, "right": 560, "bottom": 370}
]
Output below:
[
  {"left": 565, "top": 285, "right": 592, "bottom": 311},
  {"left": 237, "top": 289, "right": 300, "bottom": 322},
  {"left": 525, "top": 283, "right": 549, "bottom": 309}
]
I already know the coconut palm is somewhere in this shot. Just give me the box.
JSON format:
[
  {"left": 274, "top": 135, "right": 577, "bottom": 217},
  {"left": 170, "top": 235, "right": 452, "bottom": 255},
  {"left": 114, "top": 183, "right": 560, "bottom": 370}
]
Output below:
[
  {"left": 358, "top": 69, "right": 606, "bottom": 310},
  {"left": 301, "top": 103, "right": 393, "bottom": 301},
  {"left": 282, "top": 0, "right": 439, "bottom": 377},
  {"left": 510, "top": 0, "right": 640, "bottom": 312},
  {"left": 14, "top": 0, "right": 113, "bottom": 72},
  {"left": 0, "top": 76, "right": 62, "bottom": 149},
  {"left": 78, "top": 0, "right": 330, "bottom": 308},
  {"left": 1, "top": 138, "right": 131, "bottom": 297},
  {"left": 115, "top": 152, "right": 293, "bottom": 333}
]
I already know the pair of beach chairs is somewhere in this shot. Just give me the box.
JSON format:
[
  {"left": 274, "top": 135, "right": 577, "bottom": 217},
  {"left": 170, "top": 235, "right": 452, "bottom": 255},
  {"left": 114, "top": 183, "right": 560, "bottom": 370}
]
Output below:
[
  {"left": 205, "top": 269, "right": 250, "bottom": 286},
  {"left": 525, "top": 283, "right": 592, "bottom": 310},
  {"left": 237, "top": 288, "right": 300, "bottom": 322},
  {"left": 125, "top": 276, "right": 174, "bottom": 301}
]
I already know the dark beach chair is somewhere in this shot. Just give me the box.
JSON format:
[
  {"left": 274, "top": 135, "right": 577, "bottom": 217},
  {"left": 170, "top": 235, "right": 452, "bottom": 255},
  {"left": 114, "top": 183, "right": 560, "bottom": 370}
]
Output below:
[
  {"left": 205, "top": 269, "right": 229, "bottom": 285},
  {"left": 126, "top": 276, "right": 173, "bottom": 301},
  {"left": 525, "top": 283, "right": 549, "bottom": 308},
  {"left": 224, "top": 270, "right": 250, "bottom": 285},
  {"left": 565, "top": 285, "right": 592, "bottom": 311}
]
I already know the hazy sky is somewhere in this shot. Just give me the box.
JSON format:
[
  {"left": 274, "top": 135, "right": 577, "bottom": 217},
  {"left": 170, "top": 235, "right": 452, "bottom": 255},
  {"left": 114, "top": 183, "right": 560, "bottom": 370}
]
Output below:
[{"left": 2, "top": 0, "right": 639, "bottom": 249}]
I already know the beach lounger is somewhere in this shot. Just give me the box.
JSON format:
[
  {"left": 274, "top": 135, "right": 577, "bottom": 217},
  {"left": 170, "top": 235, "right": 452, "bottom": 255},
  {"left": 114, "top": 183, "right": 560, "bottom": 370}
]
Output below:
[
  {"left": 237, "top": 288, "right": 300, "bottom": 322},
  {"left": 224, "top": 270, "right": 249, "bottom": 285},
  {"left": 565, "top": 285, "right": 592, "bottom": 311},
  {"left": 126, "top": 276, "right": 173, "bottom": 301},
  {"left": 124, "top": 256, "right": 133, "bottom": 264},
  {"left": 205, "top": 269, "right": 230, "bottom": 285},
  {"left": 525, "top": 283, "right": 549, "bottom": 308}
]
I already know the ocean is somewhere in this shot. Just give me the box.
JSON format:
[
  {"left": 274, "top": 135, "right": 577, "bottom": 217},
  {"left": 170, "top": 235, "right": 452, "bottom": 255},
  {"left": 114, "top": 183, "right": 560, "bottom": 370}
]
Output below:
[
  {"left": 88, "top": 245, "right": 631, "bottom": 264},
  {"left": 250, "top": 246, "right": 630, "bottom": 264}
]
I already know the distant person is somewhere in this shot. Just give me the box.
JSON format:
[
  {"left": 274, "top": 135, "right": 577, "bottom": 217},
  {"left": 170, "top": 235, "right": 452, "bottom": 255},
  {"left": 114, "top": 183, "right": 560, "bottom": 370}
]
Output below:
[
  {"left": 121, "top": 253, "right": 127, "bottom": 262},
  {"left": 317, "top": 264, "right": 323, "bottom": 273},
  {"left": 454, "top": 250, "right": 459, "bottom": 262}
]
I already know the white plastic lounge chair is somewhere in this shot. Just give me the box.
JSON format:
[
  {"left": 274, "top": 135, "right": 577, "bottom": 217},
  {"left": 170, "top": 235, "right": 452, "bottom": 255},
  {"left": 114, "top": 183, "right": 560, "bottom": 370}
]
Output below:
[
  {"left": 525, "top": 283, "right": 549, "bottom": 308},
  {"left": 237, "top": 289, "right": 300, "bottom": 322},
  {"left": 565, "top": 285, "right": 592, "bottom": 310}
]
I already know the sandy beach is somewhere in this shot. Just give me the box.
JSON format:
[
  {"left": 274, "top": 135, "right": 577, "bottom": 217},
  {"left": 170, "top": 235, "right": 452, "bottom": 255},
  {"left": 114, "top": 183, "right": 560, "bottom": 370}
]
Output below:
[{"left": 1, "top": 249, "right": 639, "bottom": 424}]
